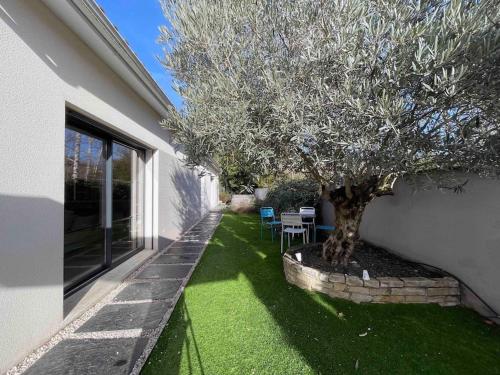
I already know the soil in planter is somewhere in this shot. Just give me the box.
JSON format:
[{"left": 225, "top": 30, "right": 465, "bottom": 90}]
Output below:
[{"left": 291, "top": 242, "right": 444, "bottom": 278}]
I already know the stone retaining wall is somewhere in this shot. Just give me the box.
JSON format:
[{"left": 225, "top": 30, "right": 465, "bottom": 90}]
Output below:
[{"left": 283, "top": 254, "right": 460, "bottom": 306}]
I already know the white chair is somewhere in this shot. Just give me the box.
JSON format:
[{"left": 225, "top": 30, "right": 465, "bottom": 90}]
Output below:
[
  {"left": 281, "top": 213, "right": 308, "bottom": 254},
  {"left": 299, "top": 207, "right": 316, "bottom": 241}
]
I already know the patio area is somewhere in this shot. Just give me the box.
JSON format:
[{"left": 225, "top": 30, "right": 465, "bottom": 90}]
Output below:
[{"left": 142, "top": 212, "right": 500, "bottom": 374}]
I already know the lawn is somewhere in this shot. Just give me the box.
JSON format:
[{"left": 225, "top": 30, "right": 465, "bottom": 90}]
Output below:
[{"left": 142, "top": 212, "right": 500, "bottom": 375}]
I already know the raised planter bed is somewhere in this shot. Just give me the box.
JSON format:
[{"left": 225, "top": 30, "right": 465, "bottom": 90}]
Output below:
[{"left": 283, "top": 243, "right": 460, "bottom": 306}]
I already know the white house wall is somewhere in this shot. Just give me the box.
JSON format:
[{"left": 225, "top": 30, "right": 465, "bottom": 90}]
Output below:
[{"left": 0, "top": 1, "right": 218, "bottom": 371}]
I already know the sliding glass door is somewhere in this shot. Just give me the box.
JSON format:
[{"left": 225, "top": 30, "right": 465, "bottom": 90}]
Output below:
[
  {"left": 64, "top": 113, "right": 145, "bottom": 294},
  {"left": 64, "top": 128, "right": 106, "bottom": 290}
]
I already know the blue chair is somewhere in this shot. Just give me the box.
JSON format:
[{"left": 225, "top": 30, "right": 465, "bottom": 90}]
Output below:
[
  {"left": 314, "top": 225, "right": 336, "bottom": 243},
  {"left": 260, "top": 207, "right": 281, "bottom": 241}
]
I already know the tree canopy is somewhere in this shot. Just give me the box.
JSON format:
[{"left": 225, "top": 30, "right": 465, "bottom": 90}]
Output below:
[{"left": 159, "top": 0, "right": 499, "bottom": 192}]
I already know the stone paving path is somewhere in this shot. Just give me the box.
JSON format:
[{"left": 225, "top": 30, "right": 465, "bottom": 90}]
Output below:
[{"left": 11, "top": 212, "right": 222, "bottom": 375}]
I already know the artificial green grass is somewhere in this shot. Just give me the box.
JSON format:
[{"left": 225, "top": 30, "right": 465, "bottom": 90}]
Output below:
[{"left": 142, "top": 213, "right": 500, "bottom": 375}]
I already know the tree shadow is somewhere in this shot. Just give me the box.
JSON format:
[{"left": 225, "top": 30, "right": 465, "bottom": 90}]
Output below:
[{"left": 143, "top": 213, "right": 500, "bottom": 375}]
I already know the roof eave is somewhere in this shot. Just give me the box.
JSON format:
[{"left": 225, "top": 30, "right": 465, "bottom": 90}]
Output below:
[{"left": 41, "top": 0, "right": 173, "bottom": 118}]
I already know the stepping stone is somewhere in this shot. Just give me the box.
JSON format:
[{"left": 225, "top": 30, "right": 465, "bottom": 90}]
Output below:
[
  {"left": 135, "top": 264, "right": 193, "bottom": 279},
  {"left": 76, "top": 302, "right": 170, "bottom": 332},
  {"left": 114, "top": 280, "right": 182, "bottom": 302},
  {"left": 169, "top": 242, "right": 205, "bottom": 248},
  {"left": 23, "top": 337, "right": 148, "bottom": 375},
  {"left": 167, "top": 247, "right": 204, "bottom": 255},
  {"left": 152, "top": 254, "right": 198, "bottom": 265},
  {"left": 168, "top": 243, "right": 204, "bottom": 250},
  {"left": 176, "top": 240, "right": 205, "bottom": 244},
  {"left": 180, "top": 237, "right": 210, "bottom": 242}
]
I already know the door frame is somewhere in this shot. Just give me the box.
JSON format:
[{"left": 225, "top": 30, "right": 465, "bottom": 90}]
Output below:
[{"left": 64, "top": 110, "right": 146, "bottom": 297}]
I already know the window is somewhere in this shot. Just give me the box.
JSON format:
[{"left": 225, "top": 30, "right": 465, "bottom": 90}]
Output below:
[{"left": 64, "top": 111, "right": 146, "bottom": 294}]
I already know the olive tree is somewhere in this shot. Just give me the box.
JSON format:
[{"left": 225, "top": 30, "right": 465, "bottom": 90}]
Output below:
[{"left": 159, "top": 0, "right": 500, "bottom": 264}]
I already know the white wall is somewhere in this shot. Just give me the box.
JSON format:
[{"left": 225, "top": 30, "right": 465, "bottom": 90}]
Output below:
[
  {"left": 360, "top": 176, "right": 500, "bottom": 314},
  {"left": 0, "top": 1, "right": 218, "bottom": 371}
]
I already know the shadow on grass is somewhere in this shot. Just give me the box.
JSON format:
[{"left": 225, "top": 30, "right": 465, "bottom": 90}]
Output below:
[{"left": 142, "top": 213, "right": 500, "bottom": 375}]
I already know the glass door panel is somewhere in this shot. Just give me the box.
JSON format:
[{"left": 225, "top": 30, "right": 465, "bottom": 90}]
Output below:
[
  {"left": 64, "top": 128, "right": 106, "bottom": 290},
  {"left": 111, "top": 142, "right": 144, "bottom": 262}
]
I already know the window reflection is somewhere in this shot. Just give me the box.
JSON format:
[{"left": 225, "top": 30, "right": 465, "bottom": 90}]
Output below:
[
  {"left": 112, "top": 142, "right": 144, "bottom": 262},
  {"left": 64, "top": 128, "right": 106, "bottom": 289}
]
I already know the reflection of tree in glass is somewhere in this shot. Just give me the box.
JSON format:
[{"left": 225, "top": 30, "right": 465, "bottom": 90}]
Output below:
[
  {"left": 65, "top": 129, "right": 104, "bottom": 182},
  {"left": 112, "top": 145, "right": 132, "bottom": 183}
]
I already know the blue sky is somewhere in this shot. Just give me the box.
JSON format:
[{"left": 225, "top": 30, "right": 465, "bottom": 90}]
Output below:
[{"left": 96, "top": 0, "right": 183, "bottom": 109}]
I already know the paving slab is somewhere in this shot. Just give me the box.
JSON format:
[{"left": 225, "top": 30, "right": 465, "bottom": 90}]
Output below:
[
  {"left": 76, "top": 301, "right": 171, "bottom": 332},
  {"left": 135, "top": 264, "right": 193, "bottom": 279},
  {"left": 23, "top": 337, "right": 148, "bottom": 375},
  {"left": 114, "top": 280, "right": 182, "bottom": 302},
  {"left": 166, "top": 247, "right": 204, "bottom": 256},
  {"left": 10, "top": 212, "right": 221, "bottom": 375},
  {"left": 168, "top": 242, "right": 205, "bottom": 249},
  {"left": 152, "top": 254, "right": 198, "bottom": 264}
]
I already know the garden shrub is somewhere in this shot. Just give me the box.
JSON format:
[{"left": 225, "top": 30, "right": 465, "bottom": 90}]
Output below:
[
  {"left": 219, "top": 190, "right": 231, "bottom": 204},
  {"left": 261, "top": 179, "right": 319, "bottom": 213}
]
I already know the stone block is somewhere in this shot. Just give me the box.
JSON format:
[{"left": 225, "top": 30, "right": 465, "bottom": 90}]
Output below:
[
  {"left": 77, "top": 302, "right": 170, "bottom": 332},
  {"left": 431, "top": 277, "right": 459, "bottom": 288},
  {"left": 347, "top": 286, "right": 371, "bottom": 295},
  {"left": 427, "top": 296, "right": 446, "bottom": 304},
  {"left": 318, "top": 271, "right": 331, "bottom": 282},
  {"left": 346, "top": 275, "right": 363, "bottom": 286},
  {"left": 372, "top": 295, "right": 405, "bottom": 303},
  {"left": 370, "top": 287, "right": 391, "bottom": 296},
  {"left": 327, "top": 290, "right": 350, "bottom": 300},
  {"left": 405, "top": 295, "right": 428, "bottom": 303},
  {"left": 294, "top": 279, "right": 311, "bottom": 290},
  {"left": 378, "top": 277, "right": 404, "bottom": 288},
  {"left": 289, "top": 263, "right": 303, "bottom": 273},
  {"left": 285, "top": 273, "right": 296, "bottom": 284},
  {"left": 329, "top": 273, "right": 345, "bottom": 283},
  {"left": 363, "top": 279, "right": 380, "bottom": 288},
  {"left": 284, "top": 268, "right": 297, "bottom": 279},
  {"left": 350, "top": 293, "right": 373, "bottom": 303},
  {"left": 391, "top": 287, "right": 426, "bottom": 296},
  {"left": 333, "top": 283, "right": 347, "bottom": 292},
  {"left": 427, "top": 287, "right": 460, "bottom": 296},
  {"left": 428, "top": 296, "right": 460, "bottom": 305},
  {"left": 282, "top": 256, "right": 296, "bottom": 267},
  {"left": 310, "top": 280, "right": 333, "bottom": 293},
  {"left": 152, "top": 254, "right": 198, "bottom": 265},
  {"left": 136, "top": 264, "right": 192, "bottom": 279},
  {"left": 302, "top": 266, "right": 320, "bottom": 279},
  {"left": 22, "top": 338, "right": 148, "bottom": 375},
  {"left": 115, "top": 280, "right": 182, "bottom": 302},
  {"left": 400, "top": 277, "right": 436, "bottom": 288}
]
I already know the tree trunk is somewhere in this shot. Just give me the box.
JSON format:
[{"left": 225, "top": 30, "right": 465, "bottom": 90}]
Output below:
[
  {"left": 321, "top": 179, "right": 377, "bottom": 266},
  {"left": 322, "top": 202, "right": 365, "bottom": 266},
  {"left": 85, "top": 137, "right": 94, "bottom": 182}
]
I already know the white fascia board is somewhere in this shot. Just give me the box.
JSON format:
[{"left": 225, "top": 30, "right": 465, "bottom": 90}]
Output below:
[{"left": 41, "top": 0, "right": 173, "bottom": 118}]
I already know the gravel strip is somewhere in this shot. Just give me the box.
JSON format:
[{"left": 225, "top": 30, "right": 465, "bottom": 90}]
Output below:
[
  {"left": 7, "top": 211, "right": 221, "bottom": 375},
  {"left": 107, "top": 299, "right": 173, "bottom": 305},
  {"left": 68, "top": 329, "right": 154, "bottom": 340},
  {"left": 129, "top": 212, "right": 222, "bottom": 375}
]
